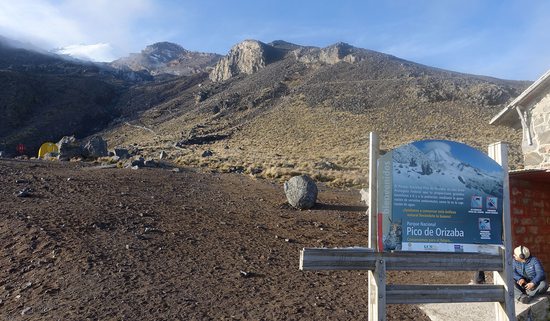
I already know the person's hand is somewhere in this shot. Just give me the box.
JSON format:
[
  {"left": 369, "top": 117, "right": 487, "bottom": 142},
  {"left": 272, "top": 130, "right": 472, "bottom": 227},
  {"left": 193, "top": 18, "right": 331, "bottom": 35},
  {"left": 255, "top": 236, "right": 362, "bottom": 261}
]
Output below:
[
  {"left": 518, "top": 279, "right": 526, "bottom": 286},
  {"left": 526, "top": 282, "right": 535, "bottom": 290}
]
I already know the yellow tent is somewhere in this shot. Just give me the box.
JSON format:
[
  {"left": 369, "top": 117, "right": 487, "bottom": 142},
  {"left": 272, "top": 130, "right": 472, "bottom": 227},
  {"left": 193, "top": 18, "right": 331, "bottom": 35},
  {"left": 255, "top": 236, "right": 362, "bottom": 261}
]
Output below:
[{"left": 38, "top": 142, "right": 58, "bottom": 158}]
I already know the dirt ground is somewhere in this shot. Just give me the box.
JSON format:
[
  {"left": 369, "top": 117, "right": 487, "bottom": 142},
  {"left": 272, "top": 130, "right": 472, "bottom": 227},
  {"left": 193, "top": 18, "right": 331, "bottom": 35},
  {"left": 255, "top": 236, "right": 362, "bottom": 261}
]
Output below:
[{"left": 0, "top": 159, "right": 474, "bottom": 320}]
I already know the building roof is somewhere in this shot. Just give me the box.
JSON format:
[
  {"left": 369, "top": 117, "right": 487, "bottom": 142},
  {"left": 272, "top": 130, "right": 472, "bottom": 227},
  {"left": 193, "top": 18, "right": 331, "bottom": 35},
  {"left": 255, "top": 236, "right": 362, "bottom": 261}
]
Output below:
[{"left": 490, "top": 69, "right": 550, "bottom": 128}]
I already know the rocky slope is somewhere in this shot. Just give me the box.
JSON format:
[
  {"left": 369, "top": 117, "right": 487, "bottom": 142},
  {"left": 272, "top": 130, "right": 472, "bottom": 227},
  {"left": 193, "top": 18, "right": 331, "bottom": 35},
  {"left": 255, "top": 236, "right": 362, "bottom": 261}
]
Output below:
[
  {"left": 0, "top": 40, "right": 130, "bottom": 156},
  {"left": 0, "top": 36, "right": 166, "bottom": 156},
  {"left": 211, "top": 40, "right": 522, "bottom": 108},
  {"left": 0, "top": 36, "right": 530, "bottom": 184},
  {"left": 100, "top": 39, "right": 529, "bottom": 187},
  {"left": 111, "top": 42, "right": 222, "bottom": 76}
]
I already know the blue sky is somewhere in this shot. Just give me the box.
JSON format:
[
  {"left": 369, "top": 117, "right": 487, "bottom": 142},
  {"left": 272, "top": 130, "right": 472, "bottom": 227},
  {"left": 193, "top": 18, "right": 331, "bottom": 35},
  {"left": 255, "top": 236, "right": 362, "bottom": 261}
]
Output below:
[{"left": 1, "top": 0, "right": 549, "bottom": 80}]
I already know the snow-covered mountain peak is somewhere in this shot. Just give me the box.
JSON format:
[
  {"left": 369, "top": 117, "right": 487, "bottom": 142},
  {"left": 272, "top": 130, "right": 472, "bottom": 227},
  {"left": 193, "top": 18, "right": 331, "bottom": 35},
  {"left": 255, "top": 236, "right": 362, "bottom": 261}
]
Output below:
[
  {"left": 390, "top": 141, "right": 503, "bottom": 196},
  {"left": 425, "top": 148, "right": 459, "bottom": 166}
]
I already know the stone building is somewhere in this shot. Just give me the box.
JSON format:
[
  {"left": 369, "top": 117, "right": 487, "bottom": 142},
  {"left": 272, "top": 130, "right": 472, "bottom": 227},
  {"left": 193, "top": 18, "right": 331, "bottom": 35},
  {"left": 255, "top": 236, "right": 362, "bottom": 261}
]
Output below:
[
  {"left": 490, "top": 69, "right": 550, "bottom": 168},
  {"left": 490, "top": 69, "right": 550, "bottom": 273}
]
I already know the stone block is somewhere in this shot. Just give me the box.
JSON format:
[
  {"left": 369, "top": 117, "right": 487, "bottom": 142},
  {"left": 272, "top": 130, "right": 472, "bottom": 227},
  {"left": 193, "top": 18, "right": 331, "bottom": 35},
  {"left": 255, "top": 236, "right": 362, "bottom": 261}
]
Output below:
[
  {"left": 533, "top": 114, "right": 545, "bottom": 126},
  {"left": 524, "top": 152, "right": 543, "bottom": 167},
  {"left": 537, "top": 130, "right": 550, "bottom": 144}
]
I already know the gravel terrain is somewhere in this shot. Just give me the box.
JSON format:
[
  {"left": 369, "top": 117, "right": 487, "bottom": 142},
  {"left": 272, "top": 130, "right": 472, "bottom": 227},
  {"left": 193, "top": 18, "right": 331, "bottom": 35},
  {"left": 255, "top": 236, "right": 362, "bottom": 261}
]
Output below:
[{"left": 0, "top": 159, "right": 472, "bottom": 320}]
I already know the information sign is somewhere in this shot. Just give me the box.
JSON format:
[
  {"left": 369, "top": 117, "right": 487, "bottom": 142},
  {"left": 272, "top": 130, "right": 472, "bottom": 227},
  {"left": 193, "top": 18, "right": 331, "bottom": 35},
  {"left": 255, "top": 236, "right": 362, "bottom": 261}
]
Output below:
[{"left": 377, "top": 140, "right": 503, "bottom": 253}]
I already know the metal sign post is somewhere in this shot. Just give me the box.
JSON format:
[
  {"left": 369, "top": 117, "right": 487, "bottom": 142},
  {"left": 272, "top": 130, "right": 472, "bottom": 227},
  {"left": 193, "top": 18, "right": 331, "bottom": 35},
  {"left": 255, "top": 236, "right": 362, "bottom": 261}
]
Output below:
[{"left": 488, "top": 142, "right": 515, "bottom": 321}]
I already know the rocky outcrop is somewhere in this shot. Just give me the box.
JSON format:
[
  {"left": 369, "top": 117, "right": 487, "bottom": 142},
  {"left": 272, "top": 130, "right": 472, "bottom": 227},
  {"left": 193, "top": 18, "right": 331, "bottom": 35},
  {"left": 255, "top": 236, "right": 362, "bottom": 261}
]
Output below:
[
  {"left": 406, "top": 80, "right": 515, "bottom": 106},
  {"left": 176, "top": 134, "right": 230, "bottom": 147},
  {"left": 83, "top": 136, "right": 108, "bottom": 158},
  {"left": 57, "top": 135, "right": 110, "bottom": 160},
  {"left": 210, "top": 41, "right": 372, "bottom": 82},
  {"left": 209, "top": 40, "right": 285, "bottom": 82},
  {"left": 57, "top": 136, "right": 83, "bottom": 161},
  {"left": 293, "top": 42, "right": 362, "bottom": 65},
  {"left": 111, "top": 42, "right": 221, "bottom": 76},
  {"left": 113, "top": 148, "right": 130, "bottom": 159}
]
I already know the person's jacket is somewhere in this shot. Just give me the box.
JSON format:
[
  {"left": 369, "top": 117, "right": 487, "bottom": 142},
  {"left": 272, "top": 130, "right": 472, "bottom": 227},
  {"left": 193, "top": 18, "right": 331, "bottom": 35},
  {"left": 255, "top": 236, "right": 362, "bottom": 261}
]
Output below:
[{"left": 513, "top": 256, "right": 546, "bottom": 285}]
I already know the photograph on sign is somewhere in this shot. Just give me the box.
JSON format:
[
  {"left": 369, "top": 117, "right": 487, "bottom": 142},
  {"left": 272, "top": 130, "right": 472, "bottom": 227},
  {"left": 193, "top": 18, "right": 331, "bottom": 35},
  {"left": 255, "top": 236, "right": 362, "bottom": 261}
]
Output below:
[{"left": 377, "top": 140, "right": 504, "bottom": 254}]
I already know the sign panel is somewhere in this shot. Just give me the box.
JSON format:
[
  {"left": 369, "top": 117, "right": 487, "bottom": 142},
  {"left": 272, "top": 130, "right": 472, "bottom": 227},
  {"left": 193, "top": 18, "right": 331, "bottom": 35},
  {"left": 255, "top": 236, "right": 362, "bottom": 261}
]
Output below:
[{"left": 377, "top": 140, "right": 504, "bottom": 254}]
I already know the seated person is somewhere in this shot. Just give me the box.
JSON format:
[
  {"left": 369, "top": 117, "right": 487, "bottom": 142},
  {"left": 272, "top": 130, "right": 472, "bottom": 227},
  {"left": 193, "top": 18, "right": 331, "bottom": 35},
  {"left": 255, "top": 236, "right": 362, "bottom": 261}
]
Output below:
[{"left": 513, "top": 245, "right": 549, "bottom": 304}]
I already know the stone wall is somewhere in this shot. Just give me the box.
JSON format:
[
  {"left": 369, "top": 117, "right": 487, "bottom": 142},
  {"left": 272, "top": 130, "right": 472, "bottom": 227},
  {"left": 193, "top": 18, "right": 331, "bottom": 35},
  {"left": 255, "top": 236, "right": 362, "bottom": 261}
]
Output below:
[
  {"left": 510, "top": 177, "right": 550, "bottom": 270},
  {"left": 524, "top": 92, "right": 550, "bottom": 168}
]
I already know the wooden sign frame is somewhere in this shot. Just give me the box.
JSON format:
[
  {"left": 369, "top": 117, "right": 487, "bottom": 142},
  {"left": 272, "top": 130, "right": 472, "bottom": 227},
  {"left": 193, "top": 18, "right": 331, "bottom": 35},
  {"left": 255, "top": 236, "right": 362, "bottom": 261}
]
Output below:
[{"left": 299, "top": 133, "right": 516, "bottom": 321}]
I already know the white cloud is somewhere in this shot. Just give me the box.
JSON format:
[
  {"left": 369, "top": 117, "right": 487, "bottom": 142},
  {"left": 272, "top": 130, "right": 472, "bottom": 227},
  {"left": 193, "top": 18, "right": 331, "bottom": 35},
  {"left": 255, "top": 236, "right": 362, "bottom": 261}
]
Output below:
[
  {"left": 0, "top": 1, "right": 83, "bottom": 47},
  {"left": 56, "top": 43, "right": 116, "bottom": 62},
  {"left": 0, "top": 0, "right": 159, "bottom": 60}
]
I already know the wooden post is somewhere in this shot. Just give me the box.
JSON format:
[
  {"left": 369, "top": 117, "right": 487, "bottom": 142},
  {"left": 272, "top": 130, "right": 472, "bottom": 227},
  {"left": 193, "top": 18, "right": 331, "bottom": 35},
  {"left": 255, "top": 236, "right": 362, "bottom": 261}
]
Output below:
[
  {"left": 488, "top": 142, "right": 515, "bottom": 321},
  {"left": 368, "top": 132, "right": 381, "bottom": 321},
  {"left": 369, "top": 132, "right": 379, "bottom": 249}
]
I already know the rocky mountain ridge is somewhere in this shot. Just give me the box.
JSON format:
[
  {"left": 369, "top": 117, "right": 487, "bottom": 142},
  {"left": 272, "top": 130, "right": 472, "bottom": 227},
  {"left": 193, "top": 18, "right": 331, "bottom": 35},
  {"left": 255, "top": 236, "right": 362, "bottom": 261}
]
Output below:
[
  {"left": 209, "top": 40, "right": 373, "bottom": 82},
  {"left": 100, "top": 39, "right": 529, "bottom": 186},
  {"left": 0, "top": 35, "right": 530, "bottom": 185},
  {"left": 111, "top": 41, "right": 222, "bottom": 76},
  {"left": 208, "top": 39, "right": 521, "bottom": 108}
]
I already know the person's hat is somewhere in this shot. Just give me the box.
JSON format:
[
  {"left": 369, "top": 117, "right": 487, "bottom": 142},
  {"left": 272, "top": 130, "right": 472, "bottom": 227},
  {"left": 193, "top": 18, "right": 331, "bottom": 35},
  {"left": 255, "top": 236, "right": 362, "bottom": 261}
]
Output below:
[{"left": 514, "top": 245, "right": 530, "bottom": 259}]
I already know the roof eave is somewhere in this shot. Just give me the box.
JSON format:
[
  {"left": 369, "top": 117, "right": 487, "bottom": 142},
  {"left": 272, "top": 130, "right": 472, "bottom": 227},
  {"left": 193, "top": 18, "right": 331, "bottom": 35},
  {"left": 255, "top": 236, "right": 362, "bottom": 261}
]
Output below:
[{"left": 490, "top": 69, "right": 550, "bottom": 127}]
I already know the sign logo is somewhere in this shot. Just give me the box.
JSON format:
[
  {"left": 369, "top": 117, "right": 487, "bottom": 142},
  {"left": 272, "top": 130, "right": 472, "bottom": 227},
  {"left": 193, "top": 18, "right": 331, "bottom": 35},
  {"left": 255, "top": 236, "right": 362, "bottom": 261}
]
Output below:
[
  {"left": 486, "top": 197, "right": 497, "bottom": 210},
  {"left": 471, "top": 195, "right": 483, "bottom": 208}
]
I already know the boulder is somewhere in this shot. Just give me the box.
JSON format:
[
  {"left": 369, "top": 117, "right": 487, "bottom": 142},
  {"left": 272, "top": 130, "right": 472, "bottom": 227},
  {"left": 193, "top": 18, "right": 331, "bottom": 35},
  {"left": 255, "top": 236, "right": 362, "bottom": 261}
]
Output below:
[
  {"left": 284, "top": 175, "right": 318, "bottom": 209},
  {"left": 144, "top": 158, "right": 158, "bottom": 167},
  {"left": 83, "top": 136, "right": 108, "bottom": 158},
  {"left": 57, "top": 136, "right": 83, "bottom": 161},
  {"left": 43, "top": 152, "right": 59, "bottom": 161},
  {"left": 130, "top": 156, "right": 145, "bottom": 167},
  {"left": 113, "top": 148, "right": 130, "bottom": 159}
]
